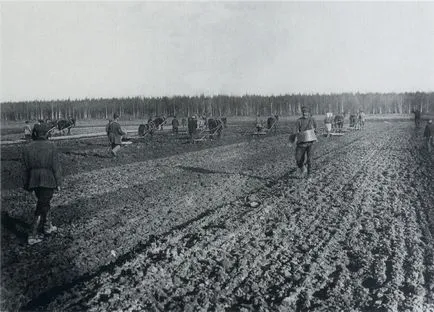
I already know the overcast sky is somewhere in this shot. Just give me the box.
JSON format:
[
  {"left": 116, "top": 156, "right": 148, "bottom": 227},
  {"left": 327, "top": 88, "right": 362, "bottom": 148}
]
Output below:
[{"left": 1, "top": 1, "right": 434, "bottom": 102}]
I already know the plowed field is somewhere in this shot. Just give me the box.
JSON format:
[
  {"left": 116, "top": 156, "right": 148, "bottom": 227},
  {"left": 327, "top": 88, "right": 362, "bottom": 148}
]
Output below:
[{"left": 1, "top": 121, "right": 433, "bottom": 311}]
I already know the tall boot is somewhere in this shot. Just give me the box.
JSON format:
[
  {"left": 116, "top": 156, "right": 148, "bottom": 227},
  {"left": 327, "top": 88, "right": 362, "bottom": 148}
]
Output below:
[
  {"left": 44, "top": 210, "right": 58, "bottom": 234},
  {"left": 28, "top": 215, "right": 43, "bottom": 245}
]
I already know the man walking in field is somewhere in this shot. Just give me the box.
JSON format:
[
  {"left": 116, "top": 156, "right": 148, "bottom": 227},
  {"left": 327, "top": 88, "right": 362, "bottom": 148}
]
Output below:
[
  {"left": 106, "top": 113, "right": 126, "bottom": 157},
  {"left": 358, "top": 110, "right": 366, "bottom": 130},
  {"left": 172, "top": 116, "right": 179, "bottom": 134},
  {"left": 255, "top": 114, "right": 264, "bottom": 132},
  {"left": 424, "top": 119, "right": 434, "bottom": 153},
  {"left": 324, "top": 113, "right": 333, "bottom": 137},
  {"left": 22, "top": 123, "right": 62, "bottom": 245},
  {"left": 413, "top": 109, "right": 422, "bottom": 128},
  {"left": 294, "top": 106, "right": 317, "bottom": 178}
]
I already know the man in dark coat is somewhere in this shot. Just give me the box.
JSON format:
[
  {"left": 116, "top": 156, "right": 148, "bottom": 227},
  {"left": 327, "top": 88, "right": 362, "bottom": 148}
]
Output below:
[
  {"left": 294, "top": 106, "right": 317, "bottom": 178},
  {"left": 414, "top": 109, "right": 422, "bottom": 128},
  {"left": 106, "top": 113, "right": 126, "bottom": 157},
  {"left": 22, "top": 123, "right": 62, "bottom": 245}
]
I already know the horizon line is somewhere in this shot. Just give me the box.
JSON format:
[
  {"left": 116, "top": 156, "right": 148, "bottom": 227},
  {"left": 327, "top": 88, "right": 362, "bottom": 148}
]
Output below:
[{"left": 2, "top": 90, "right": 434, "bottom": 104}]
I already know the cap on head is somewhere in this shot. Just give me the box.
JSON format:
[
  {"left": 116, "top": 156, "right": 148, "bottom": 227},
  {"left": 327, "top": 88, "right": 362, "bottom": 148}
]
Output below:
[
  {"left": 302, "top": 106, "right": 310, "bottom": 113},
  {"left": 113, "top": 113, "right": 120, "bottom": 119}
]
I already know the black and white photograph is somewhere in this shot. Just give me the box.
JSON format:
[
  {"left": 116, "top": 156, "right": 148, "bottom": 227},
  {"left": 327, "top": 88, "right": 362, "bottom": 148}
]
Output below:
[{"left": 1, "top": 1, "right": 434, "bottom": 311}]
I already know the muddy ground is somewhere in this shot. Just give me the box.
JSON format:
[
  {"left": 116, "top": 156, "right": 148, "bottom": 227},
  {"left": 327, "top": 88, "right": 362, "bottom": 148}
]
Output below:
[{"left": 1, "top": 120, "right": 434, "bottom": 311}]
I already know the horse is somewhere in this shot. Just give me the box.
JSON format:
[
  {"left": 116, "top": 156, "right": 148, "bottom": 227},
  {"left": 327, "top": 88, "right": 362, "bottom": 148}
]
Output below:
[
  {"left": 266, "top": 115, "right": 278, "bottom": 135},
  {"left": 138, "top": 124, "right": 151, "bottom": 136},
  {"left": 56, "top": 118, "right": 76, "bottom": 135},
  {"left": 138, "top": 117, "right": 167, "bottom": 136},
  {"left": 333, "top": 114, "right": 345, "bottom": 132},
  {"left": 413, "top": 109, "right": 422, "bottom": 128},
  {"left": 152, "top": 117, "right": 166, "bottom": 130},
  {"left": 207, "top": 118, "right": 224, "bottom": 138}
]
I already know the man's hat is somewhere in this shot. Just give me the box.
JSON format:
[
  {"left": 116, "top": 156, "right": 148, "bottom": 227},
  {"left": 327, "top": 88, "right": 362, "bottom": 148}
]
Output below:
[
  {"left": 301, "top": 106, "right": 310, "bottom": 112},
  {"left": 113, "top": 112, "right": 120, "bottom": 119}
]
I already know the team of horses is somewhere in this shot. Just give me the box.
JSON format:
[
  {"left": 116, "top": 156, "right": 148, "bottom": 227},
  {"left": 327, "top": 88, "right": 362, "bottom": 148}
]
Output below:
[
  {"left": 138, "top": 116, "right": 227, "bottom": 139},
  {"left": 30, "top": 118, "right": 76, "bottom": 138},
  {"left": 331, "top": 113, "right": 365, "bottom": 132},
  {"left": 138, "top": 117, "right": 167, "bottom": 136}
]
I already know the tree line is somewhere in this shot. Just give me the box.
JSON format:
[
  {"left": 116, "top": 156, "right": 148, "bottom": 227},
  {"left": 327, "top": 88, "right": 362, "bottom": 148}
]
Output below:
[{"left": 1, "top": 92, "right": 433, "bottom": 121}]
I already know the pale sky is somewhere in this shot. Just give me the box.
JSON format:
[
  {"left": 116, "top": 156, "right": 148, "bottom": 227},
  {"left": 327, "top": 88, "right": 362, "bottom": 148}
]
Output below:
[{"left": 1, "top": 1, "right": 434, "bottom": 102}]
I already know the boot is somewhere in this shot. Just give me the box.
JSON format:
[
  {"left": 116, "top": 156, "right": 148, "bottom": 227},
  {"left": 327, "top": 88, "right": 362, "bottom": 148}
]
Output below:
[
  {"left": 44, "top": 211, "right": 58, "bottom": 234},
  {"left": 28, "top": 215, "right": 43, "bottom": 245}
]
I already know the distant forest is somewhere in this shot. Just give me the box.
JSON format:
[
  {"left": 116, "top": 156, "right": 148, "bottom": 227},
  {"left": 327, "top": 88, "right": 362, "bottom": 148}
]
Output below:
[{"left": 1, "top": 92, "right": 433, "bottom": 121}]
